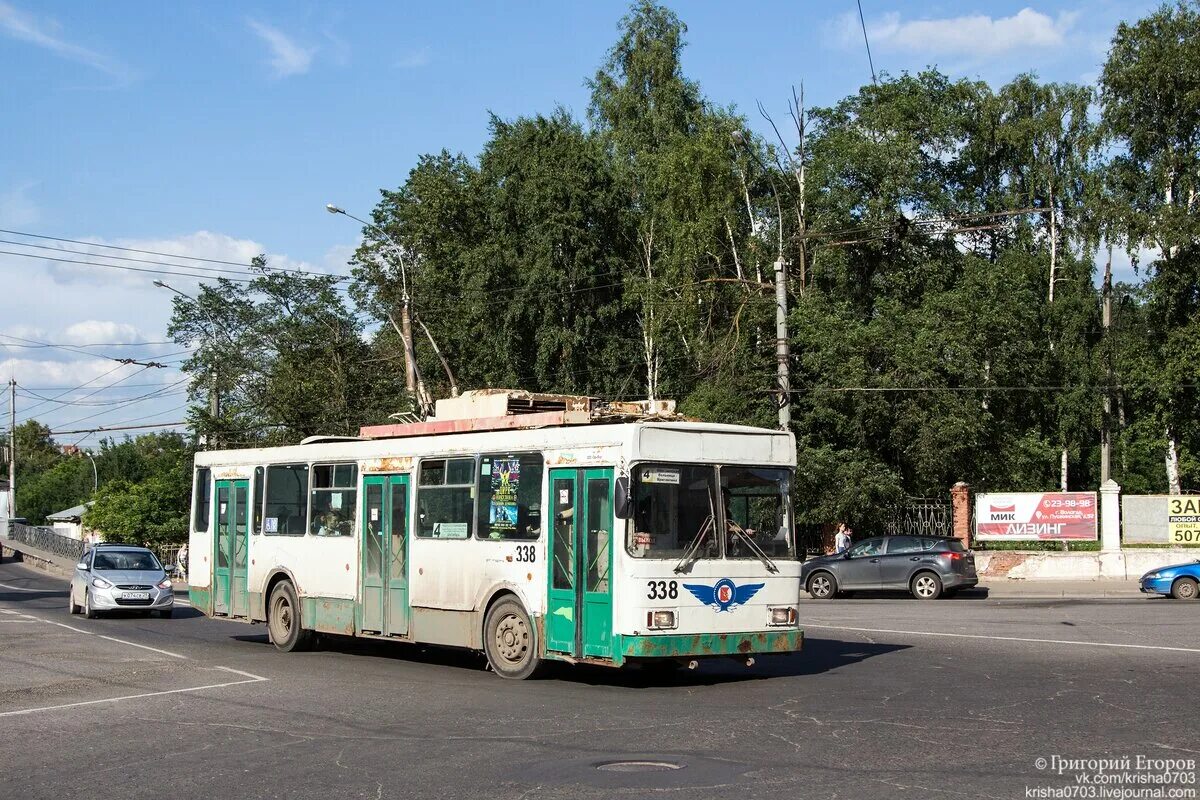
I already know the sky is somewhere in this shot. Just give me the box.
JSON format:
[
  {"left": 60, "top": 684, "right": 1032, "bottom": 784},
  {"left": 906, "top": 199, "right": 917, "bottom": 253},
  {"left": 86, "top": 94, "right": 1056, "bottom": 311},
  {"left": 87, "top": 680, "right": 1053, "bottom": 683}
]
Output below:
[{"left": 0, "top": 0, "right": 1161, "bottom": 446}]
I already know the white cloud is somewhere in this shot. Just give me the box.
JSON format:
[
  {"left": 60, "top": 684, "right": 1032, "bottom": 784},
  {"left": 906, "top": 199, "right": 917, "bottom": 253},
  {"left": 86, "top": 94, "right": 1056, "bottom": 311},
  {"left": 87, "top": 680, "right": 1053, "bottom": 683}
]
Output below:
[
  {"left": 0, "top": 1, "right": 130, "bottom": 80},
  {"left": 839, "top": 7, "right": 1078, "bottom": 58},
  {"left": 60, "top": 320, "right": 146, "bottom": 345},
  {"left": 247, "top": 19, "right": 316, "bottom": 78},
  {"left": 395, "top": 47, "right": 430, "bottom": 69}
]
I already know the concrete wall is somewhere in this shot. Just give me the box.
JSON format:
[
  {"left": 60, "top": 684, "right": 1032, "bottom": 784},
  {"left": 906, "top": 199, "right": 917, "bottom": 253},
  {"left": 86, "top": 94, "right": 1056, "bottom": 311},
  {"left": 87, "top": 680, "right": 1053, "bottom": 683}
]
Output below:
[{"left": 976, "top": 549, "right": 1196, "bottom": 580}]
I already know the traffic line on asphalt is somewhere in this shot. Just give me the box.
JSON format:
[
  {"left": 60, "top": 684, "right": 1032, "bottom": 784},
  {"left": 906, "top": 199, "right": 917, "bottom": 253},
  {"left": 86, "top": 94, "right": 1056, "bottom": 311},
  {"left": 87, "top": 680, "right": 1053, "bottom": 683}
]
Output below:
[
  {"left": 0, "top": 607, "right": 189, "bottom": 659},
  {"left": 802, "top": 623, "right": 1200, "bottom": 654},
  {"left": 0, "top": 666, "right": 269, "bottom": 718},
  {"left": 0, "top": 581, "right": 56, "bottom": 593}
]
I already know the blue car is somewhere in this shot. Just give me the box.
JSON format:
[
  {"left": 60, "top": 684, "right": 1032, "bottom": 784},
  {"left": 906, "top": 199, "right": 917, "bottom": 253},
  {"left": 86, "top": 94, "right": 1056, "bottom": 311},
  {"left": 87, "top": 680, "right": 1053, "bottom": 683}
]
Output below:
[{"left": 1139, "top": 560, "right": 1200, "bottom": 600}]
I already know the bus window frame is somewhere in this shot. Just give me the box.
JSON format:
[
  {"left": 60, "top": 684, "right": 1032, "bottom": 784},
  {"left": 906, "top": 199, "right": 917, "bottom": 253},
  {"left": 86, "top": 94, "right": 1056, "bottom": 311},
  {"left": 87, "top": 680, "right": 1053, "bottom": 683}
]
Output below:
[
  {"left": 415, "top": 455, "right": 478, "bottom": 540},
  {"left": 262, "top": 462, "right": 310, "bottom": 537},
  {"left": 193, "top": 467, "right": 212, "bottom": 534},
  {"left": 307, "top": 462, "right": 358, "bottom": 537}
]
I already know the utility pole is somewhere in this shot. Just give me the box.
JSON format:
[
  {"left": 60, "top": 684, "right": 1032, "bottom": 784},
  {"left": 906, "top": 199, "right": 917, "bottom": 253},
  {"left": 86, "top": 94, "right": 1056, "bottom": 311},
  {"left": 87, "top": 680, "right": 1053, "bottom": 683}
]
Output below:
[
  {"left": 774, "top": 258, "right": 791, "bottom": 431},
  {"left": 1100, "top": 247, "right": 1113, "bottom": 484},
  {"left": 8, "top": 379, "right": 15, "bottom": 520}
]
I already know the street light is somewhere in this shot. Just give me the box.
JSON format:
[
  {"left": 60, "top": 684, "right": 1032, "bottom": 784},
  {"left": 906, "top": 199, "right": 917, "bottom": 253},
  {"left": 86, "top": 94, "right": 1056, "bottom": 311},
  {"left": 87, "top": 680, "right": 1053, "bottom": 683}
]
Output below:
[
  {"left": 326, "top": 202, "right": 457, "bottom": 415},
  {"left": 153, "top": 279, "right": 220, "bottom": 446}
]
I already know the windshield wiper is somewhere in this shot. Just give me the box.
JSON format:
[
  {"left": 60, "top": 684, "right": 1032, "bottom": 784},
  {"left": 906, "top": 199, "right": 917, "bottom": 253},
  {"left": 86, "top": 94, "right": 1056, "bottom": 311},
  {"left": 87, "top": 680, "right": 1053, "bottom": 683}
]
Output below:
[
  {"left": 673, "top": 515, "right": 714, "bottom": 574},
  {"left": 728, "top": 524, "right": 779, "bottom": 574}
]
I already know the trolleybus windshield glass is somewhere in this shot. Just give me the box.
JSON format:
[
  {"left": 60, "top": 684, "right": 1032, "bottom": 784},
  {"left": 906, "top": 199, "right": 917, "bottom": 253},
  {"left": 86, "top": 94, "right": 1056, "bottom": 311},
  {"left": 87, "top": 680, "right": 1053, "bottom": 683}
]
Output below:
[{"left": 627, "top": 464, "right": 719, "bottom": 559}]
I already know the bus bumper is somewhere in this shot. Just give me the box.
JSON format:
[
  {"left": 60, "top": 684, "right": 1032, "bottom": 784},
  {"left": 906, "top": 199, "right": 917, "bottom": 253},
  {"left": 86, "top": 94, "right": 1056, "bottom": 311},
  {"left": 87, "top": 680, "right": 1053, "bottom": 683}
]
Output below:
[{"left": 618, "top": 629, "right": 802, "bottom": 662}]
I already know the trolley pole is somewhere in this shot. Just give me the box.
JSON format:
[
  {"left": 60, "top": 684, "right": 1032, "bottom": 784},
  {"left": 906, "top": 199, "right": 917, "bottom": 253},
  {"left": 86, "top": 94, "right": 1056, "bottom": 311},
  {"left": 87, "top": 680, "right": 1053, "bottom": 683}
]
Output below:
[
  {"left": 8, "top": 378, "right": 15, "bottom": 519},
  {"left": 775, "top": 258, "right": 791, "bottom": 431}
]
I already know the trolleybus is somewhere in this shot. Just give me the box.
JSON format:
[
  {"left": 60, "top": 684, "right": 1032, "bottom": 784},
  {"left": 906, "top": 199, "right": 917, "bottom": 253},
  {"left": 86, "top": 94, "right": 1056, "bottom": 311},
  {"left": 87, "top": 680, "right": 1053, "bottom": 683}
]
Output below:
[{"left": 187, "top": 393, "right": 803, "bottom": 678}]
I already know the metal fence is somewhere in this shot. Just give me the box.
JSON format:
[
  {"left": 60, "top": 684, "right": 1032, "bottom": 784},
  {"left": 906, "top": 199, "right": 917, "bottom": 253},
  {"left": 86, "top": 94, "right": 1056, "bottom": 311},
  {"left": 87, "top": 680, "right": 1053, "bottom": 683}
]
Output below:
[
  {"left": 883, "top": 497, "right": 954, "bottom": 538},
  {"left": 8, "top": 523, "right": 85, "bottom": 562}
]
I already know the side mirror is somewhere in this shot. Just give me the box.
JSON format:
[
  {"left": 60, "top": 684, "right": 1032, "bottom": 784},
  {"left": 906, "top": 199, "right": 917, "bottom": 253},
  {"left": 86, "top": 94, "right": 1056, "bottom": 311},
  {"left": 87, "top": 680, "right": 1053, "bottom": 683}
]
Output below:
[
  {"left": 614, "top": 476, "right": 632, "bottom": 519},
  {"left": 163, "top": 564, "right": 175, "bottom": 574},
  {"left": 76, "top": 562, "right": 88, "bottom": 571}
]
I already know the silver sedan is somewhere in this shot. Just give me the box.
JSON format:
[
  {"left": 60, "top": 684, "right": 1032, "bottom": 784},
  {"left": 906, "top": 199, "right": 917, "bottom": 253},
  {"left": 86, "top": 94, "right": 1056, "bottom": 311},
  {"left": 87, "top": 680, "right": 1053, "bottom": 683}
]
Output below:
[{"left": 69, "top": 545, "right": 175, "bottom": 618}]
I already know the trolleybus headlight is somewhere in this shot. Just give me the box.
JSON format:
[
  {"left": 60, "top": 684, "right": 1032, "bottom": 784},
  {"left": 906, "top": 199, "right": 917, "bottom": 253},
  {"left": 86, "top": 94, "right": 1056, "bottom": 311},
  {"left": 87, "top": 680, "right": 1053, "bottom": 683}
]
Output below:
[
  {"left": 768, "top": 606, "right": 797, "bottom": 626},
  {"left": 91, "top": 577, "right": 113, "bottom": 589},
  {"left": 646, "top": 610, "right": 677, "bottom": 630}
]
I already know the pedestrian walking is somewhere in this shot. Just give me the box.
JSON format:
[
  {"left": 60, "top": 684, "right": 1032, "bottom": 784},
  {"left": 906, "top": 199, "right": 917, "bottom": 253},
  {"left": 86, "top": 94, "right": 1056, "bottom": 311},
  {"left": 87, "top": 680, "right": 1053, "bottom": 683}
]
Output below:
[{"left": 176, "top": 543, "right": 188, "bottom": 579}]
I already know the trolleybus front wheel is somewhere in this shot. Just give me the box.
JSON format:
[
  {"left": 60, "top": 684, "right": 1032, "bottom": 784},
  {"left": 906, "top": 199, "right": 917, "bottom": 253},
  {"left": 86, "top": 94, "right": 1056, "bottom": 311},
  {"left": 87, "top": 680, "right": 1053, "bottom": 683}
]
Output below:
[
  {"left": 483, "top": 597, "right": 543, "bottom": 680},
  {"left": 268, "top": 580, "right": 314, "bottom": 652}
]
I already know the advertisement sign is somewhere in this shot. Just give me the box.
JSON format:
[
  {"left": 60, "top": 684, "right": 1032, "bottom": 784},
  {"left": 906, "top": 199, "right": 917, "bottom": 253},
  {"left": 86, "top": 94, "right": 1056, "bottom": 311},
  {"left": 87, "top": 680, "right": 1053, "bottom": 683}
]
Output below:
[
  {"left": 975, "top": 492, "right": 1097, "bottom": 540},
  {"left": 1167, "top": 496, "right": 1200, "bottom": 545}
]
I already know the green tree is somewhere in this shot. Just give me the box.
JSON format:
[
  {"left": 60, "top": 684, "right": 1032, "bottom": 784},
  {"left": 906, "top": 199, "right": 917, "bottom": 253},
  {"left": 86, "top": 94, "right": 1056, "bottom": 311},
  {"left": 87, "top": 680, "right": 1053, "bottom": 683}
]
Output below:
[{"left": 1101, "top": 0, "right": 1200, "bottom": 492}]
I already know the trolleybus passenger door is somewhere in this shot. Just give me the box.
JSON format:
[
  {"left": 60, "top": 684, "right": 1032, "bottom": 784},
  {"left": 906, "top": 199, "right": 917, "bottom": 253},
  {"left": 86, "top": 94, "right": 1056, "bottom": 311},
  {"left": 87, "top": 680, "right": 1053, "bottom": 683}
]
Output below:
[
  {"left": 546, "top": 468, "right": 614, "bottom": 659},
  {"left": 361, "top": 474, "right": 410, "bottom": 637},
  {"left": 214, "top": 478, "right": 249, "bottom": 617}
]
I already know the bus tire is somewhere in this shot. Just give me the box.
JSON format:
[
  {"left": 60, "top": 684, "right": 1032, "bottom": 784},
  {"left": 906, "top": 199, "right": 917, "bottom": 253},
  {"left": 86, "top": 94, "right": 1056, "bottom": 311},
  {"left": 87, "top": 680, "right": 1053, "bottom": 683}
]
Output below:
[
  {"left": 268, "top": 580, "right": 314, "bottom": 652},
  {"left": 483, "top": 597, "right": 542, "bottom": 680}
]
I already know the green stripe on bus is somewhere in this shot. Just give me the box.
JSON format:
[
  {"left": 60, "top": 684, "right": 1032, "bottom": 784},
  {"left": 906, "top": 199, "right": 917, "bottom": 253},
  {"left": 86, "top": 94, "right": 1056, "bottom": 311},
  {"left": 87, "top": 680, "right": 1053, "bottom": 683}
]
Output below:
[
  {"left": 617, "top": 630, "right": 803, "bottom": 660},
  {"left": 188, "top": 586, "right": 211, "bottom": 613}
]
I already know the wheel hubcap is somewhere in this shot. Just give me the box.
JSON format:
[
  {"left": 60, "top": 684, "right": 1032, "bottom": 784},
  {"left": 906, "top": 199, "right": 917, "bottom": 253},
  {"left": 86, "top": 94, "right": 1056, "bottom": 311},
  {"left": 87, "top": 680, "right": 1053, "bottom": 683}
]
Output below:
[
  {"left": 273, "top": 597, "right": 292, "bottom": 637},
  {"left": 916, "top": 577, "right": 935, "bottom": 596},
  {"left": 813, "top": 577, "right": 830, "bottom": 596},
  {"left": 1182, "top": 583, "right": 1196, "bottom": 599},
  {"left": 495, "top": 613, "right": 529, "bottom": 664}
]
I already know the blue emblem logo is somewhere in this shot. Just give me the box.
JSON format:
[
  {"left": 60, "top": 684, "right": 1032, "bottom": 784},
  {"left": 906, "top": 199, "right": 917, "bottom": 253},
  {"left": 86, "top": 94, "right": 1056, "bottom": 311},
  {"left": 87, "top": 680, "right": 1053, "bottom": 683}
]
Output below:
[{"left": 682, "top": 578, "right": 765, "bottom": 612}]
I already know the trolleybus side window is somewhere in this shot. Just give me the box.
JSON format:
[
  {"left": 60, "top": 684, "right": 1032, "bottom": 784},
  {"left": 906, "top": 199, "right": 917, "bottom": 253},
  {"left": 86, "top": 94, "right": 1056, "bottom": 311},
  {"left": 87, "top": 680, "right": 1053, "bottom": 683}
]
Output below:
[
  {"left": 252, "top": 466, "right": 264, "bottom": 534},
  {"left": 417, "top": 457, "right": 474, "bottom": 539},
  {"left": 476, "top": 453, "right": 543, "bottom": 541},
  {"left": 263, "top": 463, "right": 309, "bottom": 536},
  {"left": 310, "top": 463, "right": 357, "bottom": 537},
  {"left": 627, "top": 464, "right": 720, "bottom": 559},
  {"left": 194, "top": 468, "right": 211, "bottom": 533}
]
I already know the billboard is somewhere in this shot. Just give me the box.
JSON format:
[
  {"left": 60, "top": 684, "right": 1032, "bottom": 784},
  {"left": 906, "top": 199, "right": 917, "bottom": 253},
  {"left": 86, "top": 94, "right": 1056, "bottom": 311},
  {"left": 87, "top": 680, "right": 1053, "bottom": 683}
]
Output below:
[
  {"left": 975, "top": 492, "right": 1098, "bottom": 541},
  {"left": 1168, "top": 496, "right": 1200, "bottom": 545}
]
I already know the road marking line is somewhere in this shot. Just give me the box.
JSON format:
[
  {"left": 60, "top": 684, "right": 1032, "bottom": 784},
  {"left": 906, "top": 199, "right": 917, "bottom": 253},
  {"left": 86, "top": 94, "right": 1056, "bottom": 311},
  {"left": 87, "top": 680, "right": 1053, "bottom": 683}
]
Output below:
[
  {"left": 0, "top": 581, "right": 55, "bottom": 592},
  {"left": 802, "top": 623, "right": 1200, "bottom": 654},
  {"left": 0, "top": 670, "right": 269, "bottom": 718},
  {"left": 0, "top": 607, "right": 188, "bottom": 659}
]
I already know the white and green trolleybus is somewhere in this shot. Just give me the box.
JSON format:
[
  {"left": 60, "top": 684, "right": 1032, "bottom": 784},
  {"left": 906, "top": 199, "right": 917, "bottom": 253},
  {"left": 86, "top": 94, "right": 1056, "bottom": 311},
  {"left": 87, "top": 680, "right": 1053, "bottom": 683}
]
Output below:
[{"left": 187, "top": 392, "right": 803, "bottom": 678}]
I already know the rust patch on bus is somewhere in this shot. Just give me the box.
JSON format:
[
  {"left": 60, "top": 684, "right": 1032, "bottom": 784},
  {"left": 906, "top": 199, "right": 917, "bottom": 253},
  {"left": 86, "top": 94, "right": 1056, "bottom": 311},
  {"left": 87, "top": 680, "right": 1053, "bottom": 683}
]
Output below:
[{"left": 362, "top": 458, "right": 413, "bottom": 473}]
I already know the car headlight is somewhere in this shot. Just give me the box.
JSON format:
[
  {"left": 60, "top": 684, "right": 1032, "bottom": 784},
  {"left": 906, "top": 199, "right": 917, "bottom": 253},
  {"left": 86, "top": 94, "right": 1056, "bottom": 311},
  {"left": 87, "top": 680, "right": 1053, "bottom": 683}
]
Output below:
[
  {"left": 1143, "top": 572, "right": 1162, "bottom": 581},
  {"left": 157, "top": 578, "right": 173, "bottom": 590},
  {"left": 91, "top": 577, "right": 113, "bottom": 589}
]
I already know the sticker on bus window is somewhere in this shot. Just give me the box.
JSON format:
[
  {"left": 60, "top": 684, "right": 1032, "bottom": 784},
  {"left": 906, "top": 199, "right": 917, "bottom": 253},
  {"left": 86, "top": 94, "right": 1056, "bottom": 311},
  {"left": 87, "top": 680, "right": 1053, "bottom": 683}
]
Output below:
[
  {"left": 331, "top": 492, "right": 343, "bottom": 510},
  {"left": 220, "top": 502, "right": 228, "bottom": 514},
  {"left": 641, "top": 467, "right": 680, "bottom": 485},
  {"left": 559, "top": 488, "right": 570, "bottom": 504},
  {"left": 481, "top": 462, "right": 492, "bottom": 476},
  {"left": 264, "top": 517, "right": 278, "bottom": 533},
  {"left": 433, "top": 522, "right": 469, "bottom": 538},
  {"left": 370, "top": 508, "right": 379, "bottom": 522},
  {"left": 634, "top": 532, "right": 654, "bottom": 547}
]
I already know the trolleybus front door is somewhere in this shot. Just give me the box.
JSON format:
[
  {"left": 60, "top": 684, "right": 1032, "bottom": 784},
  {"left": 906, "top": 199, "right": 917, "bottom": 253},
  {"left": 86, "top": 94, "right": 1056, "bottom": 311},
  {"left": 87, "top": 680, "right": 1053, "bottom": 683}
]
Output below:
[
  {"left": 361, "top": 474, "right": 410, "bottom": 637},
  {"left": 213, "top": 478, "right": 249, "bottom": 618},
  {"left": 546, "top": 468, "right": 614, "bottom": 659}
]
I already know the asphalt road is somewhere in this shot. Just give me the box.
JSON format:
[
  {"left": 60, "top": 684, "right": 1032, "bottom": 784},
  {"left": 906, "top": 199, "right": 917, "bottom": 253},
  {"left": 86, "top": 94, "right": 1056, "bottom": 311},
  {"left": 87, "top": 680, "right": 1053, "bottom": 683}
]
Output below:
[{"left": 0, "top": 561, "right": 1196, "bottom": 800}]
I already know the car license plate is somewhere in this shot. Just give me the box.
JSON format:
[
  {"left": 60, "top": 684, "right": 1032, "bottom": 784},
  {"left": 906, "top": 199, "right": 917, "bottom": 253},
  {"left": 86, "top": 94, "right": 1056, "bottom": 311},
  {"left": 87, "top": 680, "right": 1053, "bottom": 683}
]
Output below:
[{"left": 121, "top": 591, "right": 150, "bottom": 600}]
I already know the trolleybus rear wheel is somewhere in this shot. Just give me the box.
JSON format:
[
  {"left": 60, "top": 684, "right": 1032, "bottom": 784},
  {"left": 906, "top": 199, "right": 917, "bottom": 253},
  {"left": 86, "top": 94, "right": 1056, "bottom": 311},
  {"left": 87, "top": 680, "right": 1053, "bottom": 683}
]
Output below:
[{"left": 268, "top": 580, "right": 314, "bottom": 652}]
